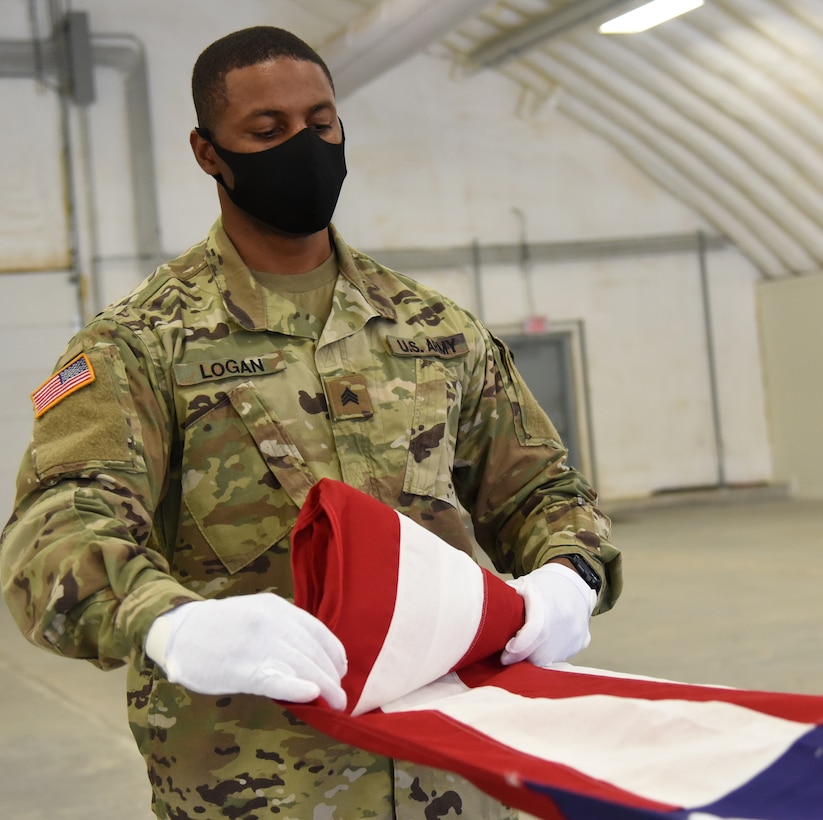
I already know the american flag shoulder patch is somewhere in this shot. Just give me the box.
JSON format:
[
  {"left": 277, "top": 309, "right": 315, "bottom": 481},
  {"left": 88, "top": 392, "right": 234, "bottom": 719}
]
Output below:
[{"left": 31, "top": 353, "right": 96, "bottom": 418}]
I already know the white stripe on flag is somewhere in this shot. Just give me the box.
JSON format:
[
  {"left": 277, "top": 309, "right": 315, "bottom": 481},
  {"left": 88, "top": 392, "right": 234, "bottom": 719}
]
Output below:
[
  {"left": 384, "top": 681, "right": 813, "bottom": 808},
  {"left": 353, "top": 513, "right": 485, "bottom": 715}
]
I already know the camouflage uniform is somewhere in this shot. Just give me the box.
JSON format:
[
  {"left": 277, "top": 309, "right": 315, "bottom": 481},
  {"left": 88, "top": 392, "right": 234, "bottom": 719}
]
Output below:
[{"left": 1, "top": 219, "right": 622, "bottom": 819}]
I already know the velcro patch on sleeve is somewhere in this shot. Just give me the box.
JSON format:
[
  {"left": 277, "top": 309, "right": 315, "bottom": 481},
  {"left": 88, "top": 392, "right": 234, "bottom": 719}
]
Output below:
[
  {"left": 31, "top": 354, "right": 96, "bottom": 418},
  {"left": 32, "top": 346, "right": 137, "bottom": 480}
]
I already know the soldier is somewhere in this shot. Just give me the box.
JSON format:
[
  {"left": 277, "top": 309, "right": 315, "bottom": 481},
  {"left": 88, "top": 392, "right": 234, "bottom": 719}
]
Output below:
[{"left": 1, "top": 25, "right": 622, "bottom": 820}]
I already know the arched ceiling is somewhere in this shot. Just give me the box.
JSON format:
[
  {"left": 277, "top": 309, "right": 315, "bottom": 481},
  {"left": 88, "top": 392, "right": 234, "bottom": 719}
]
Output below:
[{"left": 306, "top": 0, "right": 823, "bottom": 279}]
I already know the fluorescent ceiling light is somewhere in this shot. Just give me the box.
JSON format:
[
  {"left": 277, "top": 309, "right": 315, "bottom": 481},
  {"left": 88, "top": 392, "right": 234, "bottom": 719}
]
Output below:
[{"left": 599, "top": 0, "right": 704, "bottom": 34}]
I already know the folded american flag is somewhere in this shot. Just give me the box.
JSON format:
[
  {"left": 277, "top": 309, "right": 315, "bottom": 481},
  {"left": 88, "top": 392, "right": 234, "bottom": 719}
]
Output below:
[{"left": 289, "top": 479, "right": 823, "bottom": 820}]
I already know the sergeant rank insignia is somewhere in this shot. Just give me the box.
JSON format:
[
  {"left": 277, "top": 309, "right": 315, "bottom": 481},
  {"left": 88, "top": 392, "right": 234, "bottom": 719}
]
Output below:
[{"left": 325, "top": 375, "right": 374, "bottom": 420}]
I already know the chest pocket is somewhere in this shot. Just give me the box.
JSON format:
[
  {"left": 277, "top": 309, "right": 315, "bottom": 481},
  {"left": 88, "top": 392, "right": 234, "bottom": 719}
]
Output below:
[
  {"left": 402, "top": 358, "right": 459, "bottom": 507},
  {"left": 182, "top": 381, "right": 315, "bottom": 574}
]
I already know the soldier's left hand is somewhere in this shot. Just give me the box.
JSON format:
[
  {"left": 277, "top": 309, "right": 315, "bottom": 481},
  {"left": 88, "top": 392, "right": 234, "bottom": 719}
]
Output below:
[{"left": 500, "top": 563, "right": 597, "bottom": 667}]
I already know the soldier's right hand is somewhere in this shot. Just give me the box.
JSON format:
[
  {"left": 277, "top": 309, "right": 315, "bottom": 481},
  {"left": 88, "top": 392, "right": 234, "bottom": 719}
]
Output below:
[{"left": 145, "top": 592, "right": 348, "bottom": 710}]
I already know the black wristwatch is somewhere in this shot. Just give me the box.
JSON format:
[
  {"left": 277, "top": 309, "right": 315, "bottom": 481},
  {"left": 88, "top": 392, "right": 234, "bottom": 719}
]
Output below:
[{"left": 555, "top": 553, "right": 602, "bottom": 594}]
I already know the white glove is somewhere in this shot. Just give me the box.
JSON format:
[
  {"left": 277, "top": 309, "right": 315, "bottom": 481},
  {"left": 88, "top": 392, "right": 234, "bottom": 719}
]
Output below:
[
  {"left": 500, "top": 563, "right": 597, "bottom": 667},
  {"left": 145, "top": 592, "right": 348, "bottom": 710}
]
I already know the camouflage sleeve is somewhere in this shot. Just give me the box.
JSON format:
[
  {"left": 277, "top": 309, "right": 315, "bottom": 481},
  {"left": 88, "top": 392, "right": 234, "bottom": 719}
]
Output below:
[
  {"left": 0, "top": 320, "right": 201, "bottom": 670},
  {"left": 454, "top": 323, "right": 622, "bottom": 614}
]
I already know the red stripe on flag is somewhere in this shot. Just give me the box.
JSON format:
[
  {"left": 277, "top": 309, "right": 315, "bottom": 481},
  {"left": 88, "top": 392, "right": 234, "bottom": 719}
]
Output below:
[
  {"left": 451, "top": 569, "right": 524, "bottom": 670},
  {"left": 289, "top": 695, "right": 676, "bottom": 819},
  {"left": 292, "top": 478, "right": 403, "bottom": 713},
  {"left": 456, "top": 658, "right": 823, "bottom": 724}
]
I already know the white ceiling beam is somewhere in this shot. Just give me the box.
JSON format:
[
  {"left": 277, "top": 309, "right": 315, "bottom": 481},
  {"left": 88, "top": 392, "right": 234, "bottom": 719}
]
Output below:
[
  {"left": 562, "top": 35, "right": 823, "bottom": 259},
  {"left": 318, "top": 0, "right": 498, "bottom": 98},
  {"left": 468, "top": 0, "right": 628, "bottom": 68}
]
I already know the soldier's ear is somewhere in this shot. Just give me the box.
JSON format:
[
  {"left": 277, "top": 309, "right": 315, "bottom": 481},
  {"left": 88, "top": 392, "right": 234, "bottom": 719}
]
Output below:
[{"left": 190, "top": 128, "right": 220, "bottom": 176}]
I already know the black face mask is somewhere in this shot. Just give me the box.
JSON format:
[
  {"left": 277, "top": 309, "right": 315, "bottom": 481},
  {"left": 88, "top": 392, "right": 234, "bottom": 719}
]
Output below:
[{"left": 198, "top": 123, "right": 347, "bottom": 236}]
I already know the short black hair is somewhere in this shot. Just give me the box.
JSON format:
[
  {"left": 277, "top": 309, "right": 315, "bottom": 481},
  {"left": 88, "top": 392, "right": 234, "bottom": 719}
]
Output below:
[{"left": 192, "top": 26, "right": 334, "bottom": 130}]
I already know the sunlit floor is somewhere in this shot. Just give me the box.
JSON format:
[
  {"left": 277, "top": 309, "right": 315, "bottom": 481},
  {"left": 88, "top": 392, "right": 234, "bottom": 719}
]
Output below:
[{"left": 2, "top": 487, "right": 822, "bottom": 819}]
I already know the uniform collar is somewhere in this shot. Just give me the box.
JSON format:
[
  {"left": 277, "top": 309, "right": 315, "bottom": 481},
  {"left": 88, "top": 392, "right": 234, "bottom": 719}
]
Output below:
[{"left": 205, "top": 219, "right": 397, "bottom": 334}]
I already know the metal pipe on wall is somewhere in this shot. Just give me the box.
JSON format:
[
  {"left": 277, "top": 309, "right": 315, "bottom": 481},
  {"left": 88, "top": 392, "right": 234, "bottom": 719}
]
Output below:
[
  {"left": 698, "top": 230, "right": 727, "bottom": 488},
  {"left": 471, "top": 238, "right": 485, "bottom": 322},
  {"left": 47, "top": 2, "right": 87, "bottom": 325},
  {"left": 92, "top": 36, "right": 164, "bottom": 274},
  {"left": 366, "top": 231, "right": 730, "bottom": 272},
  {"left": 0, "top": 23, "right": 163, "bottom": 314}
]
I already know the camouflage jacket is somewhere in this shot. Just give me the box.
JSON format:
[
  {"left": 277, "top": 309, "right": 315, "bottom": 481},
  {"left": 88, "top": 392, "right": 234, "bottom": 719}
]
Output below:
[{"left": 1, "top": 219, "right": 621, "bottom": 819}]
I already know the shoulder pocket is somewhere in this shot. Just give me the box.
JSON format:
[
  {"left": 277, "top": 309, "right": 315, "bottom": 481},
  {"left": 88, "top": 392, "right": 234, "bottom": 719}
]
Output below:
[
  {"left": 402, "top": 359, "right": 458, "bottom": 506},
  {"left": 491, "top": 335, "right": 560, "bottom": 447}
]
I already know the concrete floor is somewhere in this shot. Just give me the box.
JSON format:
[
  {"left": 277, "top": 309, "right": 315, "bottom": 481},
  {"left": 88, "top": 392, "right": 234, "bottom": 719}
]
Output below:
[{"left": 1, "top": 488, "right": 822, "bottom": 819}]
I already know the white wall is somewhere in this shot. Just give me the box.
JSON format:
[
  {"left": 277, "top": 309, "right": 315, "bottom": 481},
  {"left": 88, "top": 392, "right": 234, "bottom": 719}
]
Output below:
[
  {"left": 339, "top": 50, "right": 771, "bottom": 501},
  {"left": 0, "top": 6, "right": 83, "bottom": 518},
  {"left": 0, "top": 0, "right": 774, "bottom": 514}
]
